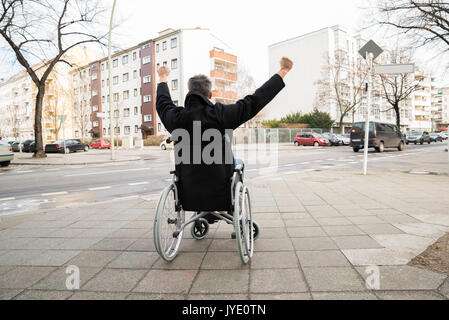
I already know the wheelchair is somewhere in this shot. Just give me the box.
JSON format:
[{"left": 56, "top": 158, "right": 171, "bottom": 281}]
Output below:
[{"left": 153, "top": 163, "right": 260, "bottom": 264}]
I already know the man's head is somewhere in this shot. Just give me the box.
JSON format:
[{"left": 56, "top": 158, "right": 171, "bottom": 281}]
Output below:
[{"left": 188, "top": 75, "right": 212, "bottom": 99}]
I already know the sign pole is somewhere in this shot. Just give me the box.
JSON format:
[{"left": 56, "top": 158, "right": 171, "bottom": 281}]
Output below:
[
  {"left": 363, "top": 52, "right": 372, "bottom": 176},
  {"left": 108, "top": 0, "right": 117, "bottom": 161}
]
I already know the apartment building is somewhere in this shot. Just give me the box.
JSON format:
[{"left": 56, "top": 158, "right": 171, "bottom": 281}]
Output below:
[
  {"left": 0, "top": 46, "right": 97, "bottom": 143},
  {"left": 437, "top": 87, "right": 449, "bottom": 128},
  {"left": 266, "top": 25, "right": 438, "bottom": 132},
  {"left": 71, "top": 27, "right": 237, "bottom": 139},
  {"left": 153, "top": 28, "right": 237, "bottom": 136}
]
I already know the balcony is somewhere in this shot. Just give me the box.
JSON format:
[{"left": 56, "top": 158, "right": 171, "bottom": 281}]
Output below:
[
  {"left": 210, "top": 50, "right": 237, "bottom": 64},
  {"left": 211, "top": 90, "right": 237, "bottom": 100},
  {"left": 210, "top": 70, "right": 237, "bottom": 82}
]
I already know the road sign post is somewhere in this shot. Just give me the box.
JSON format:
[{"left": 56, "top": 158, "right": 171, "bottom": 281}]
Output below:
[
  {"left": 108, "top": 0, "right": 117, "bottom": 161},
  {"left": 359, "top": 40, "right": 383, "bottom": 176},
  {"left": 57, "top": 115, "right": 67, "bottom": 153}
]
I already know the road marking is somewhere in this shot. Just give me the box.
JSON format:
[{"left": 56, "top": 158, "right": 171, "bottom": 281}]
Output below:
[
  {"left": 41, "top": 192, "right": 68, "bottom": 196},
  {"left": 16, "top": 170, "right": 33, "bottom": 174},
  {"left": 45, "top": 168, "right": 60, "bottom": 171},
  {"left": 65, "top": 167, "right": 148, "bottom": 177},
  {"left": 349, "top": 162, "right": 359, "bottom": 164},
  {"left": 285, "top": 164, "right": 296, "bottom": 167},
  {"left": 0, "top": 197, "right": 15, "bottom": 201},
  {"left": 89, "top": 186, "right": 112, "bottom": 191},
  {"left": 128, "top": 182, "right": 149, "bottom": 186}
]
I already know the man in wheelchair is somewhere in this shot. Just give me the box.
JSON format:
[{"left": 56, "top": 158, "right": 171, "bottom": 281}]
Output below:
[{"left": 154, "top": 57, "right": 293, "bottom": 263}]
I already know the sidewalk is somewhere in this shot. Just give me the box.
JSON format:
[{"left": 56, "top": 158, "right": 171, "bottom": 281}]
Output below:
[
  {"left": 11, "top": 148, "right": 159, "bottom": 166},
  {"left": 0, "top": 169, "right": 448, "bottom": 300}
]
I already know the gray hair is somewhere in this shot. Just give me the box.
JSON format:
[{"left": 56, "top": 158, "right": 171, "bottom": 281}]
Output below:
[{"left": 188, "top": 75, "right": 212, "bottom": 98}]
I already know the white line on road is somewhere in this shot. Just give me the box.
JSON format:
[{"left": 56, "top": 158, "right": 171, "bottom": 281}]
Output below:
[
  {"left": 41, "top": 192, "right": 68, "bottom": 196},
  {"left": 88, "top": 186, "right": 112, "bottom": 191},
  {"left": 284, "top": 164, "right": 297, "bottom": 167},
  {"left": 128, "top": 182, "right": 149, "bottom": 186},
  {"left": 65, "top": 167, "right": 149, "bottom": 177},
  {"left": 45, "top": 168, "right": 60, "bottom": 172},
  {"left": 16, "top": 170, "right": 33, "bottom": 174},
  {"left": 0, "top": 197, "right": 15, "bottom": 201}
]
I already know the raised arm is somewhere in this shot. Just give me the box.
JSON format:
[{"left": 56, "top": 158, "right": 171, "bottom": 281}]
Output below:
[
  {"left": 217, "top": 57, "right": 293, "bottom": 129},
  {"left": 156, "top": 66, "right": 185, "bottom": 132}
]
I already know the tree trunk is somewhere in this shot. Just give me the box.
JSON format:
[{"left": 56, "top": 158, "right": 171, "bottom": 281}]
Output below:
[
  {"left": 33, "top": 85, "right": 47, "bottom": 158},
  {"left": 394, "top": 102, "right": 401, "bottom": 129},
  {"left": 339, "top": 115, "right": 345, "bottom": 134}
]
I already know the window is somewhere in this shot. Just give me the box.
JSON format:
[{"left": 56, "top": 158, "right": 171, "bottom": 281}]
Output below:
[
  {"left": 122, "top": 55, "right": 129, "bottom": 64},
  {"left": 134, "top": 106, "right": 138, "bottom": 115},
  {"left": 102, "top": 96, "right": 105, "bottom": 103},
  {"left": 92, "top": 90, "right": 98, "bottom": 97},
  {"left": 124, "top": 108, "right": 130, "bottom": 117},
  {"left": 122, "top": 73, "right": 129, "bottom": 82},
  {"left": 144, "top": 114, "right": 152, "bottom": 122},
  {"left": 158, "top": 123, "right": 162, "bottom": 132},
  {"left": 163, "top": 61, "right": 167, "bottom": 66},
  {"left": 113, "top": 93, "right": 119, "bottom": 102},
  {"left": 101, "top": 63, "right": 105, "bottom": 71},
  {"left": 124, "top": 126, "right": 131, "bottom": 135},
  {"left": 115, "top": 127, "right": 120, "bottom": 134},
  {"left": 135, "top": 125, "right": 139, "bottom": 133},
  {"left": 123, "top": 90, "right": 130, "bottom": 100},
  {"left": 133, "top": 70, "right": 137, "bottom": 79},
  {"left": 144, "top": 95, "right": 152, "bottom": 103},
  {"left": 103, "top": 128, "right": 107, "bottom": 135},
  {"left": 162, "top": 41, "right": 167, "bottom": 50},
  {"left": 113, "top": 76, "right": 119, "bottom": 85},
  {"left": 133, "top": 52, "right": 137, "bottom": 61},
  {"left": 113, "top": 59, "right": 118, "bottom": 68},
  {"left": 171, "top": 59, "right": 178, "bottom": 69},
  {"left": 143, "top": 56, "right": 151, "bottom": 64},
  {"left": 172, "top": 79, "right": 178, "bottom": 90},
  {"left": 171, "top": 38, "right": 177, "bottom": 48},
  {"left": 156, "top": 43, "right": 160, "bottom": 52},
  {"left": 157, "top": 63, "right": 160, "bottom": 69},
  {"left": 143, "top": 75, "right": 151, "bottom": 83},
  {"left": 101, "top": 80, "right": 105, "bottom": 87},
  {"left": 91, "top": 73, "right": 97, "bottom": 80},
  {"left": 143, "top": 43, "right": 150, "bottom": 49},
  {"left": 92, "top": 105, "right": 99, "bottom": 112},
  {"left": 93, "top": 121, "right": 99, "bottom": 127}
]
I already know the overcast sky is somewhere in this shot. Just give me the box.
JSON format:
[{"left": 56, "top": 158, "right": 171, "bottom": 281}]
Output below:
[
  {"left": 112, "top": 0, "right": 364, "bottom": 85},
  {"left": 1, "top": 0, "right": 447, "bottom": 86}
]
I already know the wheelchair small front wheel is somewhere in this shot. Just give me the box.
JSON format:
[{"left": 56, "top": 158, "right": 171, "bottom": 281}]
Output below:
[
  {"left": 191, "top": 218, "right": 210, "bottom": 240},
  {"left": 154, "top": 184, "right": 183, "bottom": 262}
]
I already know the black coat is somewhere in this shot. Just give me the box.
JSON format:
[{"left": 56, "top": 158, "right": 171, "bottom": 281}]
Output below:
[{"left": 156, "top": 74, "right": 285, "bottom": 212}]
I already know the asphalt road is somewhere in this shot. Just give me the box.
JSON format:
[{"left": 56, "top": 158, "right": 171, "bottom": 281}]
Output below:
[{"left": 1, "top": 142, "right": 448, "bottom": 216}]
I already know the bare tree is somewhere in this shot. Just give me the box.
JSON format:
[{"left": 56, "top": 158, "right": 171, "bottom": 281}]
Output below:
[
  {"left": 236, "top": 65, "right": 264, "bottom": 127},
  {"left": 0, "top": 0, "right": 109, "bottom": 157},
  {"left": 315, "top": 51, "right": 368, "bottom": 133},
  {"left": 377, "top": 49, "right": 422, "bottom": 128},
  {"left": 73, "top": 99, "right": 90, "bottom": 140},
  {"left": 6, "top": 103, "right": 21, "bottom": 139},
  {"left": 371, "top": 1, "right": 449, "bottom": 63}
]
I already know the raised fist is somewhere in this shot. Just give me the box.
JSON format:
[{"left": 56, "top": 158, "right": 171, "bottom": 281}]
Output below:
[
  {"left": 280, "top": 57, "right": 293, "bottom": 72},
  {"left": 158, "top": 66, "right": 170, "bottom": 82}
]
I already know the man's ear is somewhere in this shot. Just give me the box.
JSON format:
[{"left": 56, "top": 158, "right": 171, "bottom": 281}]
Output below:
[{"left": 209, "top": 92, "right": 212, "bottom": 99}]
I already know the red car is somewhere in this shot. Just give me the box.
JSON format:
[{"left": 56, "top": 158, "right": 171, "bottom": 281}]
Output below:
[
  {"left": 294, "top": 132, "right": 330, "bottom": 147},
  {"left": 90, "top": 139, "right": 111, "bottom": 149}
]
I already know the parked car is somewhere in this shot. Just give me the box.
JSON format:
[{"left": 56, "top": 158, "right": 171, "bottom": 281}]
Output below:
[
  {"left": 430, "top": 133, "right": 443, "bottom": 143},
  {"left": 0, "top": 140, "right": 14, "bottom": 167},
  {"left": 45, "top": 139, "right": 89, "bottom": 154},
  {"left": 339, "top": 134, "right": 351, "bottom": 146},
  {"left": 10, "top": 141, "right": 21, "bottom": 152},
  {"left": 322, "top": 133, "right": 343, "bottom": 146},
  {"left": 21, "top": 140, "right": 35, "bottom": 153},
  {"left": 90, "top": 139, "right": 111, "bottom": 149},
  {"left": 160, "top": 137, "right": 174, "bottom": 150},
  {"left": 406, "top": 131, "right": 431, "bottom": 145},
  {"left": 440, "top": 132, "right": 448, "bottom": 140},
  {"left": 294, "top": 132, "right": 330, "bottom": 147},
  {"left": 350, "top": 122, "right": 405, "bottom": 153}
]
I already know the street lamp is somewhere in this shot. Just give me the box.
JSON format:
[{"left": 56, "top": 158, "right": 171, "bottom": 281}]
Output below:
[{"left": 108, "top": 0, "right": 117, "bottom": 160}]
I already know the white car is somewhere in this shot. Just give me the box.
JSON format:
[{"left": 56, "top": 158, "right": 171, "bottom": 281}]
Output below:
[
  {"left": 0, "top": 141, "right": 14, "bottom": 167},
  {"left": 339, "top": 134, "right": 351, "bottom": 145},
  {"left": 160, "top": 138, "right": 174, "bottom": 151}
]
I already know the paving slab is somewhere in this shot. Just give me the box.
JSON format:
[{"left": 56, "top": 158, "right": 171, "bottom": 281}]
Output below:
[
  {"left": 250, "top": 293, "right": 311, "bottom": 300},
  {"left": 134, "top": 270, "right": 197, "bottom": 294},
  {"left": 250, "top": 252, "right": 299, "bottom": 269},
  {"left": 297, "top": 250, "right": 351, "bottom": 267},
  {"left": 0, "top": 267, "right": 55, "bottom": 289},
  {"left": 201, "top": 252, "right": 247, "bottom": 270},
  {"left": 250, "top": 269, "right": 307, "bottom": 293},
  {"left": 32, "top": 267, "right": 101, "bottom": 291},
  {"left": 108, "top": 251, "right": 159, "bottom": 269},
  {"left": 355, "top": 266, "right": 447, "bottom": 291},
  {"left": 82, "top": 269, "right": 146, "bottom": 292},
  {"left": 66, "top": 250, "right": 121, "bottom": 268},
  {"left": 153, "top": 252, "right": 205, "bottom": 270},
  {"left": 302, "top": 267, "right": 366, "bottom": 292},
  {"left": 69, "top": 291, "right": 129, "bottom": 300},
  {"left": 312, "top": 292, "right": 378, "bottom": 300},
  {"left": 191, "top": 270, "right": 249, "bottom": 294},
  {"left": 332, "top": 236, "right": 384, "bottom": 250},
  {"left": 375, "top": 290, "right": 445, "bottom": 300},
  {"left": 13, "top": 289, "right": 73, "bottom": 300}
]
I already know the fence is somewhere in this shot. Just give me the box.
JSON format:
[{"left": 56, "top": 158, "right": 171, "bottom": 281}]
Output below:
[{"left": 233, "top": 128, "right": 331, "bottom": 145}]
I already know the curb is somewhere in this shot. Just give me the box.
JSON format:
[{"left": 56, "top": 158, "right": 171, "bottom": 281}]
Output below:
[{"left": 11, "top": 157, "right": 146, "bottom": 166}]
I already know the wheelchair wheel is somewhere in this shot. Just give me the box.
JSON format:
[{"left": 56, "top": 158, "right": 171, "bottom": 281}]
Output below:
[
  {"left": 233, "top": 182, "right": 252, "bottom": 264},
  {"left": 191, "top": 218, "right": 210, "bottom": 240},
  {"left": 154, "top": 183, "right": 183, "bottom": 262}
]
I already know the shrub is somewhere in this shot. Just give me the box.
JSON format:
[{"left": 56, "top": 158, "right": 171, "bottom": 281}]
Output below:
[
  {"left": 144, "top": 135, "right": 166, "bottom": 146},
  {"left": 262, "top": 119, "right": 282, "bottom": 128}
]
